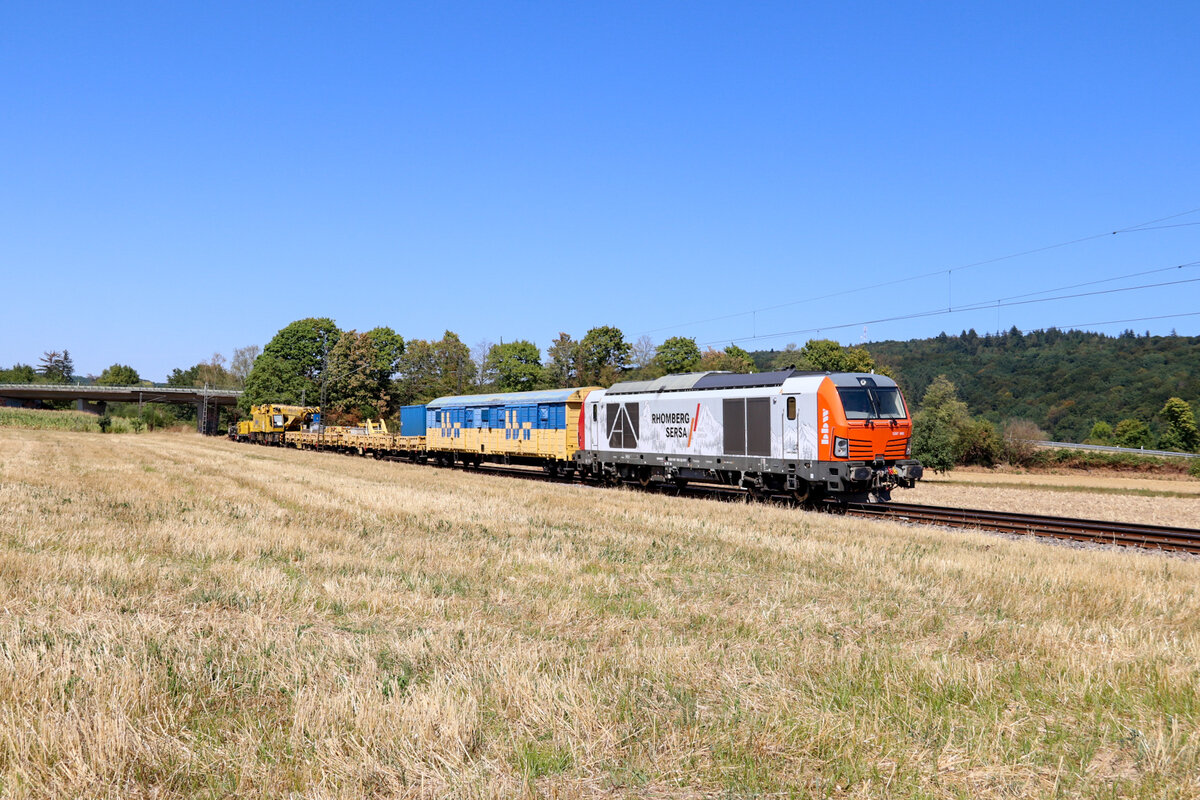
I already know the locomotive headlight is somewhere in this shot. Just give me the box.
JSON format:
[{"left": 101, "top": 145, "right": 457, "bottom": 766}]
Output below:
[
  {"left": 834, "top": 436, "right": 849, "bottom": 458},
  {"left": 906, "top": 440, "right": 911, "bottom": 457}
]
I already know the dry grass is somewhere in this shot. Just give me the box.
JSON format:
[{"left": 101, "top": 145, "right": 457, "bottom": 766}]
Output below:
[
  {"left": 927, "top": 467, "right": 1200, "bottom": 494},
  {"left": 1, "top": 428, "right": 1199, "bottom": 799},
  {"left": 905, "top": 481, "right": 1200, "bottom": 527}
]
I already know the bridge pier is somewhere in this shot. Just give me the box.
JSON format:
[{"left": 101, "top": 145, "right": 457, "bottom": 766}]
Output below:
[
  {"left": 75, "top": 399, "right": 107, "bottom": 415},
  {"left": 197, "top": 399, "right": 222, "bottom": 436}
]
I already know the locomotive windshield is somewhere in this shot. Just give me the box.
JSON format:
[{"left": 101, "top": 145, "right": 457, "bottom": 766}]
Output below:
[{"left": 837, "top": 386, "right": 907, "bottom": 420}]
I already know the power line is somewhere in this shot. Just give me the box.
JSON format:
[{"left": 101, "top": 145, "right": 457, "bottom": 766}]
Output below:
[
  {"left": 1021, "top": 310, "right": 1200, "bottom": 333},
  {"left": 997, "top": 261, "right": 1200, "bottom": 303},
  {"left": 637, "top": 204, "right": 1200, "bottom": 337},
  {"left": 701, "top": 259, "right": 1200, "bottom": 345},
  {"left": 703, "top": 271, "right": 1200, "bottom": 347}
]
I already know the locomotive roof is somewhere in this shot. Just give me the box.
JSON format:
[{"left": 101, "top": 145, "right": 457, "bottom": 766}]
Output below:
[{"left": 605, "top": 369, "right": 897, "bottom": 395}]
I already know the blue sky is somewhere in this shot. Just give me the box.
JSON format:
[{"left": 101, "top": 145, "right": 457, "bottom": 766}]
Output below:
[{"left": 2, "top": 1, "right": 1198, "bottom": 380}]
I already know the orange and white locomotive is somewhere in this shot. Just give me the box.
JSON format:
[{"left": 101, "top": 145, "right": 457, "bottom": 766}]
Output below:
[{"left": 576, "top": 370, "right": 923, "bottom": 502}]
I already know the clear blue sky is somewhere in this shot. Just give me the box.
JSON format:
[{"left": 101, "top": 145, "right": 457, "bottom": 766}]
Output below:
[{"left": 2, "top": 1, "right": 1198, "bottom": 381}]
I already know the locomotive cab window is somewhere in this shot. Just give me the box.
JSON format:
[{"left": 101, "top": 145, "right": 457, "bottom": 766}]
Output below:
[
  {"left": 786, "top": 397, "right": 796, "bottom": 420},
  {"left": 592, "top": 405, "right": 597, "bottom": 422},
  {"left": 837, "top": 386, "right": 907, "bottom": 420}
]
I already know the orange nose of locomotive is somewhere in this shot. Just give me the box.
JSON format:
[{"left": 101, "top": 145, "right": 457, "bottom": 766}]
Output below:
[{"left": 817, "top": 375, "right": 913, "bottom": 463}]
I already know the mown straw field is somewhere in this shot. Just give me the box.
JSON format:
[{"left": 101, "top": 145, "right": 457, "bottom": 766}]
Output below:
[{"left": 1, "top": 428, "right": 1198, "bottom": 798}]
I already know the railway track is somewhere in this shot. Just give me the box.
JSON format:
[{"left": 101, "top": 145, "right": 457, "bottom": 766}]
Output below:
[
  {"left": 845, "top": 501, "right": 1200, "bottom": 554},
  {"left": 349, "top": 448, "right": 1200, "bottom": 555},
  {"left": 471, "top": 463, "right": 1200, "bottom": 554}
]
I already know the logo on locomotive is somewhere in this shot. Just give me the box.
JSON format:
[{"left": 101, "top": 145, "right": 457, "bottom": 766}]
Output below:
[{"left": 606, "top": 403, "right": 639, "bottom": 448}]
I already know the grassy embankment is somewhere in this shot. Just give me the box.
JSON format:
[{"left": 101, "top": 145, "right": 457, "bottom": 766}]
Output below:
[
  {"left": 0, "top": 407, "right": 103, "bottom": 432},
  {"left": 0, "top": 406, "right": 188, "bottom": 434},
  {"left": 1, "top": 427, "right": 1198, "bottom": 798},
  {"left": 1024, "top": 448, "right": 1200, "bottom": 478}
]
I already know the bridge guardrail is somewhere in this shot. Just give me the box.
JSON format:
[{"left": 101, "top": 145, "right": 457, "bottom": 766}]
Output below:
[{"left": 1025, "top": 439, "right": 1200, "bottom": 460}]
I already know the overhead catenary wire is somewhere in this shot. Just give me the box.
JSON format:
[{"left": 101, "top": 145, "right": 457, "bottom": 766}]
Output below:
[
  {"left": 636, "top": 204, "right": 1200, "bottom": 337},
  {"left": 700, "top": 266, "right": 1200, "bottom": 347},
  {"left": 1020, "top": 310, "right": 1200, "bottom": 334},
  {"left": 996, "top": 261, "right": 1200, "bottom": 302}
]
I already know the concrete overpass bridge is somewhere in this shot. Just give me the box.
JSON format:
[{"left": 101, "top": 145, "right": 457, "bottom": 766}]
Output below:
[{"left": 0, "top": 384, "right": 241, "bottom": 435}]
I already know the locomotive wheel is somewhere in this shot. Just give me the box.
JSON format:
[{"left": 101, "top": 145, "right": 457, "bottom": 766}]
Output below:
[
  {"left": 637, "top": 467, "right": 653, "bottom": 487},
  {"left": 790, "top": 480, "right": 811, "bottom": 505}
]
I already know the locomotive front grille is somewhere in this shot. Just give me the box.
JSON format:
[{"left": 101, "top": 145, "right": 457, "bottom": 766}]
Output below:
[
  {"left": 848, "top": 437, "right": 909, "bottom": 460},
  {"left": 848, "top": 438, "right": 875, "bottom": 459}
]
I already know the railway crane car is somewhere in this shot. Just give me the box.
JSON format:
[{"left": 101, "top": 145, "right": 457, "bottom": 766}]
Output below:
[
  {"left": 576, "top": 370, "right": 923, "bottom": 502},
  {"left": 234, "top": 404, "right": 320, "bottom": 445}
]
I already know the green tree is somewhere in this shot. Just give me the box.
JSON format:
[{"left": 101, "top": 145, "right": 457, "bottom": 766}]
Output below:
[
  {"left": 544, "top": 333, "right": 579, "bottom": 388},
  {"left": 432, "top": 331, "right": 475, "bottom": 396},
  {"left": 953, "top": 418, "right": 1003, "bottom": 467},
  {"left": 241, "top": 317, "right": 341, "bottom": 411},
  {"left": 911, "top": 375, "right": 970, "bottom": 473},
  {"left": 577, "top": 326, "right": 630, "bottom": 386},
  {"left": 38, "top": 350, "right": 74, "bottom": 384},
  {"left": 1086, "top": 420, "right": 1113, "bottom": 444},
  {"left": 240, "top": 354, "right": 309, "bottom": 412},
  {"left": 486, "top": 341, "right": 544, "bottom": 392},
  {"left": 771, "top": 339, "right": 880, "bottom": 373},
  {"left": 325, "top": 327, "right": 405, "bottom": 420},
  {"left": 0, "top": 363, "right": 37, "bottom": 383},
  {"left": 1112, "top": 418, "right": 1152, "bottom": 449},
  {"left": 167, "top": 365, "right": 200, "bottom": 387},
  {"left": 96, "top": 363, "right": 141, "bottom": 386},
  {"left": 394, "top": 339, "right": 438, "bottom": 405},
  {"left": 653, "top": 336, "right": 702, "bottom": 375},
  {"left": 698, "top": 345, "right": 756, "bottom": 374},
  {"left": 1158, "top": 397, "right": 1200, "bottom": 452}
]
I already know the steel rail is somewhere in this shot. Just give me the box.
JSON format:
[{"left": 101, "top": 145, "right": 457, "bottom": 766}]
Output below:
[{"left": 845, "top": 501, "right": 1200, "bottom": 553}]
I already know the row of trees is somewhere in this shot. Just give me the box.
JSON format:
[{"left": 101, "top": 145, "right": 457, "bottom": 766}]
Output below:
[
  {"left": 0, "top": 350, "right": 77, "bottom": 384},
  {"left": 239, "top": 318, "right": 883, "bottom": 423},
  {"left": 0, "top": 346, "right": 263, "bottom": 391},
  {"left": 1085, "top": 398, "right": 1200, "bottom": 453}
]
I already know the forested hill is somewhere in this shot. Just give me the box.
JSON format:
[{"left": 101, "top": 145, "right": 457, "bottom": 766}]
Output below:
[{"left": 857, "top": 328, "right": 1200, "bottom": 442}]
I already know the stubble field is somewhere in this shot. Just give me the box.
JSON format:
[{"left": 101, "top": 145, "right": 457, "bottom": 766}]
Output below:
[{"left": 1, "top": 428, "right": 1198, "bottom": 799}]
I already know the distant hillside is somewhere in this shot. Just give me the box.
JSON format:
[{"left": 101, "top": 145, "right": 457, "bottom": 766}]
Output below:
[{"left": 757, "top": 328, "right": 1200, "bottom": 442}]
